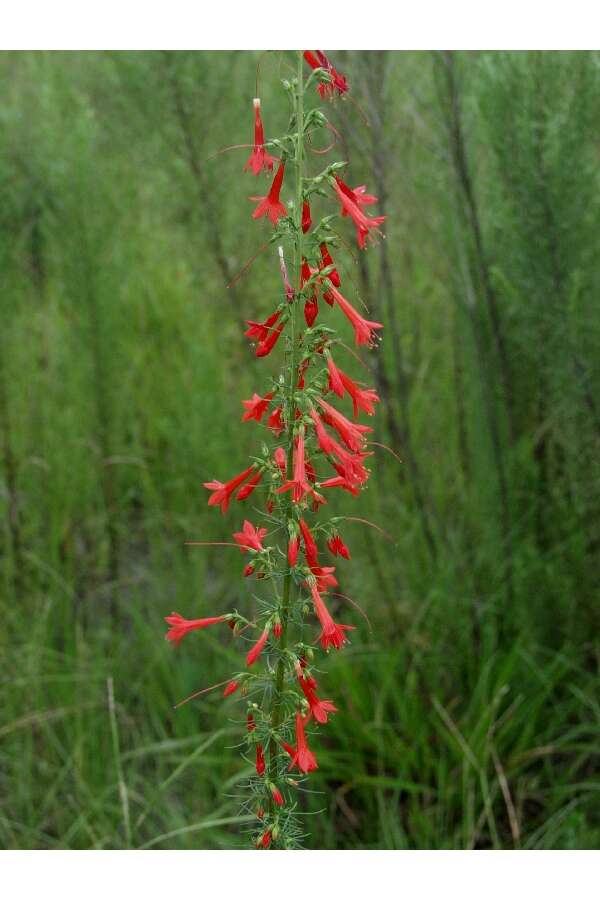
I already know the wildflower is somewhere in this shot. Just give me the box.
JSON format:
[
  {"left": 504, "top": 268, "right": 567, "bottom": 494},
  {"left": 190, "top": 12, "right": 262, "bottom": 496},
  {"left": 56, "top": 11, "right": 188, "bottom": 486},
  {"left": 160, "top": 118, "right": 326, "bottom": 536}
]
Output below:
[
  {"left": 251, "top": 161, "right": 287, "bottom": 225},
  {"left": 245, "top": 309, "right": 281, "bottom": 344},
  {"left": 223, "top": 679, "right": 240, "bottom": 697},
  {"left": 244, "top": 98, "right": 275, "bottom": 176},
  {"left": 267, "top": 406, "right": 284, "bottom": 437},
  {"left": 304, "top": 50, "right": 348, "bottom": 98},
  {"left": 233, "top": 520, "right": 268, "bottom": 553},
  {"left": 325, "top": 282, "right": 383, "bottom": 347},
  {"left": 319, "top": 243, "right": 341, "bottom": 287},
  {"left": 302, "top": 200, "right": 312, "bottom": 233},
  {"left": 319, "top": 474, "right": 361, "bottom": 496},
  {"left": 317, "top": 397, "right": 372, "bottom": 452},
  {"left": 256, "top": 321, "right": 285, "bottom": 357},
  {"left": 247, "top": 625, "right": 270, "bottom": 667},
  {"left": 243, "top": 563, "right": 255, "bottom": 577},
  {"left": 273, "top": 621, "right": 283, "bottom": 638},
  {"left": 326, "top": 354, "right": 345, "bottom": 398},
  {"left": 310, "top": 583, "right": 354, "bottom": 650},
  {"left": 276, "top": 428, "right": 325, "bottom": 505},
  {"left": 298, "top": 674, "right": 337, "bottom": 725},
  {"left": 259, "top": 829, "right": 272, "bottom": 849},
  {"left": 284, "top": 712, "right": 319, "bottom": 773},
  {"left": 242, "top": 391, "right": 274, "bottom": 423},
  {"left": 297, "top": 358, "right": 310, "bottom": 389},
  {"left": 164, "top": 612, "right": 227, "bottom": 646},
  {"left": 332, "top": 175, "right": 385, "bottom": 248},
  {"left": 299, "top": 518, "right": 319, "bottom": 567},
  {"left": 327, "top": 533, "right": 351, "bottom": 560},
  {"left": 288, "top": 536, "right": 300, "bottom": 566},
  {"left": 310, "top": 565, "right": 338, "bottom": 593},
  {"left": 270, "top": 785, "right": 284, "bottom": 806},
  {"left": 237, "top": 469, "right": 263, "bottom": 501},
  {"left": 274, "top": 446, "right": 287, "bottom": 476},
  {"left": 339, "top": 368, "right": 379, "bottom": 417},
  {"left": 301, "top": 258, "right": 319, "bottom": 328},
  {"left": 256, "top": 743, "right": 265, "bottom": 775},
  {"left": 204, "top": 464, "right": 256, "bottom": 513}
]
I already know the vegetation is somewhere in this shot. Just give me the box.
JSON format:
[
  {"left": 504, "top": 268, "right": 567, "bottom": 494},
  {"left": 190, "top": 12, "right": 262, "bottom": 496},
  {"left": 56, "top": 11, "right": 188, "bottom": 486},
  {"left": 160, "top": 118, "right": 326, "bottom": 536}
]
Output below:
[{"left": 1, "top": 50, "right": 599, "bottom": 849}]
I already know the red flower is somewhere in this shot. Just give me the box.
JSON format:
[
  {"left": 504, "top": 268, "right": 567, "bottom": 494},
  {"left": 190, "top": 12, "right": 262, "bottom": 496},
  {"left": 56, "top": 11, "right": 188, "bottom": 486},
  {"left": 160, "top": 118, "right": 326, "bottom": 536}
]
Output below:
[
  {"left": 267, "top": 406, "right": 284, "bottom": 437},
  {"left": 297, "top": 358, "right": 310, "bottom": 389},
  {"left": 164, "top": 612, "right": 227, "bottom": 646},
  {"left": 243, "top": 563, "right": 255, "bottom": 577},
  {"left": 288, "top": 536, "right": 300, "bottom": 566},
  {"left": 325, "top": 282, "right": 383, "bottom": 348},
  {"left": 236, "top": 469, "right": 263, "bottom": 501},
  {"left": 299, "top": 518, "right": 319, "bottom": 567},
  {"left": 256, "top": 321, "right": 285, "bottom": 357},
  {"left": 332, "top": 175, "right": 385, "bottom": 248},
  {"left": 251, "top": 161, "right": 287, "bottom": 225},
  {"left": 259, "top": 829, "right": 271, "bottom": 849},
  {"left": 244, "top": 98, "right": 275, "bottom": 176},
  {"left": 310, "top": 583, "right": 354, "bottom": 650},
  {"left": 223, "top": 679, "right": 240, "bottom": 697},
  {"left": 327, "top": 357, "right": 379, "bottom": 416},
  {"left": 317, "top": 397, "right": 372, "bottom": 451},
  {"left": 233, "top": 520, "right": 268, "bottom": 553},
  {"left": 319, "top": 474, "right": 361, "bottom": 496},
  {"left": 276, "top": 428, "right": 325, "bottom": 505},
  {"left": 298, "top": 673, "right": 337, "bottom": 725},
  {"left": 319, "top": 243, "right": 341, "bottom": 287},
  {"left": 204, "top": 464, "right": 256, "bottom": 513},
  {"left": 273, "top": 620, "right": 283, "bottom": 638},
  {"left": 284, "top": 712, "right": 319, "bottom": 773},
  {"left": 302, "top": 200, "right": 312, "bottom": 233},
  {"left": 242, "top": 391, "right": 274, "bottom": 423},
  {"left": 271, "top": 785, "right": 284, "bottom": 806},
  {"left": 274, "top": 446, "right": 287, "bottom": 477},
  {"left": 301, "top": 258, "right": 319, "bottom": 328},
  {"left": 326, "top": 354, "right": 345, "bottom": 398},
  {"left": 245, "top": 309, "right": 281, "bottom": 343},
  {"left": 328, "top": 534, "right": 351, "bottom": 560},
  {"left": 310, "top": 565, "right": 338, "bottom": 593},
  {"left": 304, "top": 51, "right": 348, "bottom": 98},
  {"left": 247, "top": 625, "right": 270, "bottom": 667},
  {"left": 256, "top": 743, "right": 265, "bottom": 775}
]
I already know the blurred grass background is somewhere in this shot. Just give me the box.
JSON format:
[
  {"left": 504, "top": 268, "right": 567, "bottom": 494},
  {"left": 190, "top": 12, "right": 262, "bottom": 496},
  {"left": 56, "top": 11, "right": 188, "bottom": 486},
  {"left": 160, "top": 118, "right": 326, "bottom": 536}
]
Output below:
[{"left": 1, "top": 50, "right": 599, "bottom": 849}]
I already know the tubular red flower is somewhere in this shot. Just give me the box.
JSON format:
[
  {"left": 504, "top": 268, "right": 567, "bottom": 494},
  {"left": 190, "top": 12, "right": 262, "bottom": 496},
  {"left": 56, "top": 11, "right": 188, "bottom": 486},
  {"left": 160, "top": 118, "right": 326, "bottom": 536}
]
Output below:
[
  {"left": 274, "top": 446, "right": 287, "bottom": 476},
  {"left": 204, "top": 464, "right": 256, "bottom": 513},
  {"left": 270, "top": 785, "right": 284, "bottom": 806},
  {"left": 317, "top": 397, "right": 372, "bottom": 451},
  {"left": 242, "top": 391, "right": 274, "bottom": 423},
  {"left": 245, "top": 309, "right": 281, "bottom": 343},
  {"left": 247, "top": 625, "right": 270, "bottom": 667},
  {"left": 304, "top": 50, "right": 348, "bottom": 98},
  {"left": 310, "top": 583, "right": 354, "bottom": 650},
  {"left": 244, "top": 98, "right": 275, "bottom": 176},
  {"left": 319, "top": 474, "right": 361, "bottom": 496},
  {"left": 255, "top": 743, "right": 265, "bottom": 775},
  {"left": 301, "top": 258, "right": 319, "bottom": 327},
  {"left": 325, "top": 282, "right": 383, "bottom": 348},
  {"left": 332, "top": 175, "right": 385, "bottom": 249},
  {"left": 256, "top": 321, "right": 285, "bottom": 357},
  {"left": 319, "top": 244, "right": 341, "bottom": 287},
  {"left": 267, "top": 406, "right": 284, "bottom": 437},
  {"left": 299, "top": 518, "right": 319, "bottom": 568},
  {"left": 298, "top": 674, "right": 337, "bottom": 725},
  {"left": 327, "top": 534, "right": 351, "bottom": 560},
  {"left": 288, "top": 536, "right": 300, "bottom": 566},
  {"left": 326, "top": 354, "right": 345, "bottom": 398},
  {"left": 276, "top": 429, "right": 325, "bottom": 505},
  {"left": 327, "top": 356, "right": 380, "bottom": 416},
  {"left": 284, "top": 712, "right": 319, "bottom": 773},
  {"left": 233, "top": 520, "right": 268, "bottom": 553},
  {"left": 273, "top": 621, "right": 283, "bottom": 638},
  {"left": 236, "top": 469, "right": 263, "bottom": 501},
  {"left": 223, "top": 679, "right": 240, "bottom": 697},
  {"left": 302, "top": 200, "right": 312, "bottom": 233},
  {"left": 164, "top": 612, "right": 227, "bottom": 646},
  {"left": 251, "top": 161, "right": 287, "bottom": 224}
]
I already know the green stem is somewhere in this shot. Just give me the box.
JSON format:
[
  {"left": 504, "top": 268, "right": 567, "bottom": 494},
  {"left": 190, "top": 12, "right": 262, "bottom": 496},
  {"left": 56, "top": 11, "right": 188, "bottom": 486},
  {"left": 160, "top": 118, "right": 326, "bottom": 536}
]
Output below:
[{"left": 267, "top": 50, "right": 305, "bottom": 819}]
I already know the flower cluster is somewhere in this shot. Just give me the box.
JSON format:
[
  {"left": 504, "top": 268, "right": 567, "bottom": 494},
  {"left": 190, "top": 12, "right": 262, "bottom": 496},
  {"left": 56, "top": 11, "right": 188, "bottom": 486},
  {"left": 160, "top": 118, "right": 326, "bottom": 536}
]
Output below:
[{"left": 164, "top": 50, "right": 385, "bottom": 849}]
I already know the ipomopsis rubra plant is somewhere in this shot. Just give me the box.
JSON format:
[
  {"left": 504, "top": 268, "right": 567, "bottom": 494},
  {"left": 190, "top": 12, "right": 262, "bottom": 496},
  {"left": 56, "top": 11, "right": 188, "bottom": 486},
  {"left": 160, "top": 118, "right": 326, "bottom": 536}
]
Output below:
[{"left": 164, "top": 50, "right": 385, "bottom": 849}]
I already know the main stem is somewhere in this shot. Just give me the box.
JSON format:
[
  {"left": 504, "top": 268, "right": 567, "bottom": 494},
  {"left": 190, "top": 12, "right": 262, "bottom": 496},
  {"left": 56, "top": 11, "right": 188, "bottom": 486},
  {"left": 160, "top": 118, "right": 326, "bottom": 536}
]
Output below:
[{"left": 268, "top": 51, "right": 304, "bottom": 794}]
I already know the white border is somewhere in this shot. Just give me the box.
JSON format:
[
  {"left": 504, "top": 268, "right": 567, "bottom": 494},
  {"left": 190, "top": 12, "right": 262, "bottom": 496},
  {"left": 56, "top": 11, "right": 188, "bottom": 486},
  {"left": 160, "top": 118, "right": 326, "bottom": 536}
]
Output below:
[{"left": 1, "top": 1, "right": 599, "bottom": 50}]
